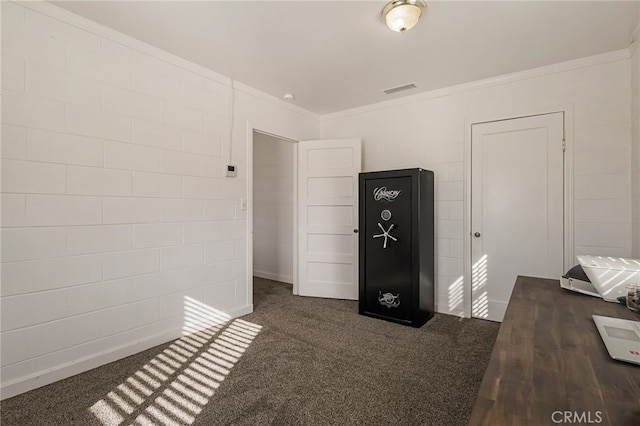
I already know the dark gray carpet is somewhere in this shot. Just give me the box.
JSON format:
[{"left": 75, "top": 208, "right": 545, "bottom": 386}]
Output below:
[{"left": 1, "top": 278, "right": 499, "bottom": 425}]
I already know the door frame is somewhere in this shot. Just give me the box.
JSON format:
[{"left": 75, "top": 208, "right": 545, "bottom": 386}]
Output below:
[
  {"left": 247, "top": 123, "right": 300, "bottom": 310},
  {"left": 463, "top": 105, "right": 574, "bottom": 318}
]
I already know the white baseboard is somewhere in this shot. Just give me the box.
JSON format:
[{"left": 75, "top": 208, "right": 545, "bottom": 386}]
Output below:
[
  {"left": 435, "top": 293, "right": 470, "bottom": 318},
  {"left": 1, "top": 304, "right": 254, "bottom": 400},
  {"left": 0, "top": 329, "right": 180, "bottom": 400},
  {"left": 253, "top": 269, "right": 293, "bottom": 284},
  {"left": 225, "top": 304, "right": 254, "bottom": 318}
]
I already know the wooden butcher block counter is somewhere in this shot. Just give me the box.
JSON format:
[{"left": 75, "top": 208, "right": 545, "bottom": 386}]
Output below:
[{"left": 468, "top": 276, "right": 640, "bottom": 426}]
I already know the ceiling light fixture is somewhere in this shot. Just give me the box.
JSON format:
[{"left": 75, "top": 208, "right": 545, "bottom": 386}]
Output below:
[{"left": 382, "top": 0, "right": 426, "bottom": 33}]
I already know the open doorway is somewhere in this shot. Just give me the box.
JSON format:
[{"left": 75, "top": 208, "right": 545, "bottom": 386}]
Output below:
[
  {"left": 248, "top": 132, "right": 362, "bottom": 308},
  {"left": 251, "top": 130, "right": 298, "bottom": 304}
]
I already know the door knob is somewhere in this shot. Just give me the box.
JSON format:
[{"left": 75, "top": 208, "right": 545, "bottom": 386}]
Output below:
[
  {"left": 474, "top": 232, "right": 481, "bottom": 238},
  {"left": 353, "top": 229, "right": 359, "bottom": 233}
]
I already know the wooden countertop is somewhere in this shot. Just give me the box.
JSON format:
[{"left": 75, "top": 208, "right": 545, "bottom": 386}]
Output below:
[{"left": 468, "top": 275, "right": 640, "bottom": 426}]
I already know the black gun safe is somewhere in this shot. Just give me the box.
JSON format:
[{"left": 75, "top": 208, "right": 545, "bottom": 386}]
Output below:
[{"left": 358, "top": 168, "right": 435, "bottom": 327}]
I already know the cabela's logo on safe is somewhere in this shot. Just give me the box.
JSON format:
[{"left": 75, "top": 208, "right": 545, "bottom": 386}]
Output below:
[{"left": 373, "top": 187, "right": 402, "bottom": 202}]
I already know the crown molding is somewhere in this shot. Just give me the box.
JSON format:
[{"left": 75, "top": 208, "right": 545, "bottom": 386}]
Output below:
[
  {"left": 321, "top": 49, "right": 631, "bottom": 122},
  {"left": 231, "top": 80, "right": 318, "bottom": 121},
  {"left": 16, "top": 1, "right": 319, "bottom": 120},
  {"left": 13, "top": 2, "right": 633, "bottom": 123},
  {"left": 20, "top": 1, "right": 230, "bottom": 84}
]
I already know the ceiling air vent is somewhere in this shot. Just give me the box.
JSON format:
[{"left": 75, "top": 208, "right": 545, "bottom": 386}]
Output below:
[{"left": 382, "top": 83, "right": 417, "bottom": 95}]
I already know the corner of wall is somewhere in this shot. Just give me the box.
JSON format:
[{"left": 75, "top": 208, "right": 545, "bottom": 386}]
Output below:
[
  {"left": 1, "top": 1, "right": 315, "bottom": 399},
  {"left": 632, "top": 33, "right": 640, "bottom": 259}
]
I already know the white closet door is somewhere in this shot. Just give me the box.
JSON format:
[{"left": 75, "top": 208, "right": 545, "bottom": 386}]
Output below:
[{"left": 471, "top": 113, "right": 564, "bottom": 321}]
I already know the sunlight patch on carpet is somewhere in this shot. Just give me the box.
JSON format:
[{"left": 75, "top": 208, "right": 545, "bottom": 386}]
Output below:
[{"left": 89, "top": 297, "right": 261, "bottom": 425}]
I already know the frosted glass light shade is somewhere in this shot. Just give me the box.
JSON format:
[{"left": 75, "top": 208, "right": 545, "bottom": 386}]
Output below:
[{"left": 382, "top": 0, "right": 426, "bottom": 33}]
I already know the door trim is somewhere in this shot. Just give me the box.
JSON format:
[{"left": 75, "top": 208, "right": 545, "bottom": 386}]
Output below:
[
  {"left": 247, "top": 123, "right": 300, "bottom": 309},
  {"left": 463, "top": 105, "right": 574, "bottom": 318}
]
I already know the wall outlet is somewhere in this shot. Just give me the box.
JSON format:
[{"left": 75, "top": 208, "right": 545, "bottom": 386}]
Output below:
[{"left": 226, "top": 164, "right": 237, "bottom": 177}]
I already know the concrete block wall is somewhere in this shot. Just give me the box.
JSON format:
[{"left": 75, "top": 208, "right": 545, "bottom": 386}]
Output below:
[
  {"left": 0, "top": 1, "right": 318, "bottom": 398},
  {"left": 320, "top": 53, "right": 633, "bottom": 316},
  {"left": 1, "top": 0, "right": 637, "bottom": 400}
]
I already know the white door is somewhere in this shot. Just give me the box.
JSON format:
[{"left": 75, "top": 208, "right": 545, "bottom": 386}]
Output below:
[
  {"left": 298, "top": 139, "right": 361, "bottom": 299},
  {"left": 471, "top": 113, "right": 564, "bottom": 321}
]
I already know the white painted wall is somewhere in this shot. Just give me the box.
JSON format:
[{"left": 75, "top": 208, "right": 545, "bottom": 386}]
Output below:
[
  {"left": 320, "top": 53, "right": 633, "bottom": 317},
  {"left": 0, "top": 1, "right": 318, "bottom": 398},
  {"left": 632, "top": 32, "right": 640, "bottom": 259},
  {"left": 252, "top": 133, "right": 295, "bottom": 283},
  {"left": 1, "top": 0, "right": 637, "bottom": 400}
]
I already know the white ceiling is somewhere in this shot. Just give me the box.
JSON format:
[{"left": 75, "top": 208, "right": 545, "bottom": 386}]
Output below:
[{"left": 52, "top": 1, "right": 639, "bottom": 115}]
